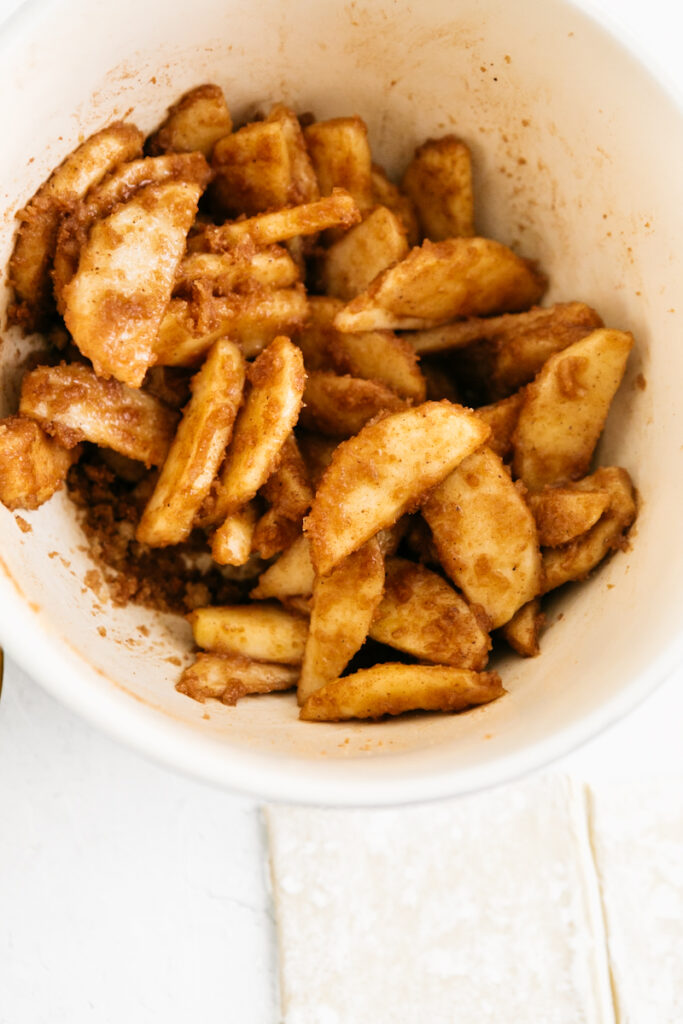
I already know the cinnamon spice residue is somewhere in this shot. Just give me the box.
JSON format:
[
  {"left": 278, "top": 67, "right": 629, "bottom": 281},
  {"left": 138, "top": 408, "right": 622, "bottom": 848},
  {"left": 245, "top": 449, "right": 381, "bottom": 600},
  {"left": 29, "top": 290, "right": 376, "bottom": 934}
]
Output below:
[
  {"left": 67, "top": 446, "right": 263, "bottom": 614},
  {"left": 15, "top": 515, "right": 32, "bottom": 533}
]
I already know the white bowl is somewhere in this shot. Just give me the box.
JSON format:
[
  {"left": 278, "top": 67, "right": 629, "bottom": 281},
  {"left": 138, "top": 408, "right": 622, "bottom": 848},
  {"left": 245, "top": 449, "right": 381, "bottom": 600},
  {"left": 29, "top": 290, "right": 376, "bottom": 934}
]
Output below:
[{"left": 0, "top": 0, "right": 681, "bottom": 805}]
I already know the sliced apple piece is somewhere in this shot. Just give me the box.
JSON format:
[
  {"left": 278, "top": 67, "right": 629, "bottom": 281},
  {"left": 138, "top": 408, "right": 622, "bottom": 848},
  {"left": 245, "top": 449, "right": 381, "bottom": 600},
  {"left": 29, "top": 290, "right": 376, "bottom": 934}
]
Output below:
[
  {"left": 401, "top": 135, "right": 474, "bottom": 240},
  {"left": 299, "top": 372, "right": 406, "bottom": 437},
  {"left": 251, "top": 435, "right": 313, "bottom": 559},
  {"left": 528, "top": 487, "right": 611, "bottom": 547},
  {"left": 300, "top": 663, "right": 504, "bottom": 721},
  {"left": 209, "top": 336, "right": 305, "bottom": 521},
  {"left": 20, "top": 363, "right": 178, "bottom": 467},
  {"left": 155, "top": 285, "right": 308, "bottom": 365},
  {"left": 371, "top": 164, "right": 420, "bottom": 246},
  {"left": 501, "top": 598, "right": 545, "bottom": 658},
  {"left": 423, "top": 446, "right": 542, "bottom": 628},
  {"left": 197, "top": 189, "right": 360, "bottom": 249},
  {"left": 474, "top": 390, "right": 526, "bottom": 461},
  {"left": 63, "top": 179, "right": 203, "bottom": 387},
  {"left": 334, "top": 237, "right": 546, "bottom": 332},
  {"left": 296, "top": 295, "right": 425, "bottom": 400},
  {"left": 136, "top": 339, "right": 245, "bottom": 547},
  {"left": 322, "top": 205, "right": 409, "bottom": 300},
  {"left": 304, "top": 116, "right": 373, "bottom": 210},
  {"left": 305, "top": 401, "right": 490, "bottom": 576},
  {"left": 541, "top": 468, "right": 636, "bottom": 592},
  {"left": 211, "top": 103, "right": 317, "bottom": 216},
  {"left": 9, "top": 121, "right": 143, "bottom": 327},
  {"left": 369, "top": 557, "right": 491, "bottom": 669},
  {"left": 174, "top": 246, "right": 299, "bottom": 295},
  {"left": 177, "top": 653, "right": 297, "bottom": 705},
  {"left": 53, "top": 152, "right": 211, "bottom": 311},
  {"left": 147, "top": 83, "right": 232, "bottom": 157},
  {"left": 250, "top": 535, "right": 315, "bottom": 602},
  {"left": 0, "top": 416, "right": 79, "bottom": 511},
  {"left": 189, "top": 603, "right": 308, "bottom": 665},
  {"left": 211, "top": 503, "right": 259, "bottom": 566},
  {"left": 512, "top": 328, "right": 633, "bottom": 490},
  {"left": 298, "top": 537, "right": 385, "bottom": 704}
]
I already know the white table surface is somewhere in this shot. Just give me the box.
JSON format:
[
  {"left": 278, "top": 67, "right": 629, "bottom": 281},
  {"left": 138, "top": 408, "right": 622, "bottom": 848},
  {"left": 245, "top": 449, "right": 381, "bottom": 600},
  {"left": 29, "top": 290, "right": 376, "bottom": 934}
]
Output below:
[{"left": 0, "top": 1, "right": 681, "bottom": 1021}]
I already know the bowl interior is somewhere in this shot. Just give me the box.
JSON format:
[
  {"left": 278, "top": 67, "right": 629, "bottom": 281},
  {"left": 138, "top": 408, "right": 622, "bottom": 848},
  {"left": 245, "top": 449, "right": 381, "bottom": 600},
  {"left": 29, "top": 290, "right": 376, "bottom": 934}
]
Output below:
[{"left": 0, "top": 0, "right": 681, "bottom": 803}]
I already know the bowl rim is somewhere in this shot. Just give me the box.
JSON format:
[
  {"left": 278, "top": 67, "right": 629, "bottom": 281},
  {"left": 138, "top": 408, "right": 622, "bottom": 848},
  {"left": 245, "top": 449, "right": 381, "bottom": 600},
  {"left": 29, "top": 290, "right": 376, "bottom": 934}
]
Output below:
[
  {"left": 0, "top": 0, "right": 682, "bottom": 806},
  {"left": 2, "top": 577, "right": 682, "bottom": 806}
]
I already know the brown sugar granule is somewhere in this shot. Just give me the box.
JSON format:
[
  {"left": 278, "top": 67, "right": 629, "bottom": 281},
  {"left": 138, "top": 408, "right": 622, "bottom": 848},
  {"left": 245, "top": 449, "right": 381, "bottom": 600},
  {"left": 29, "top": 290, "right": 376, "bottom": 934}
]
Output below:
[
  {"left": 84, "top": 568, "right": 103, "bottom": 596},
  {"left": 67, "top": 447, "right": 258, "bottom": 615}
]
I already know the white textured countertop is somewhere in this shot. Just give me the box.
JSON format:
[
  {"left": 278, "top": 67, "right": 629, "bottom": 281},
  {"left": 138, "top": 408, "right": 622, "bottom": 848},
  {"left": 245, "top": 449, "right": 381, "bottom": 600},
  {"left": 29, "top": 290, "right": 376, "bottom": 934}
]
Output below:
[{"left": 0, "top": 1, "right": 681, "bottom": 1021}]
